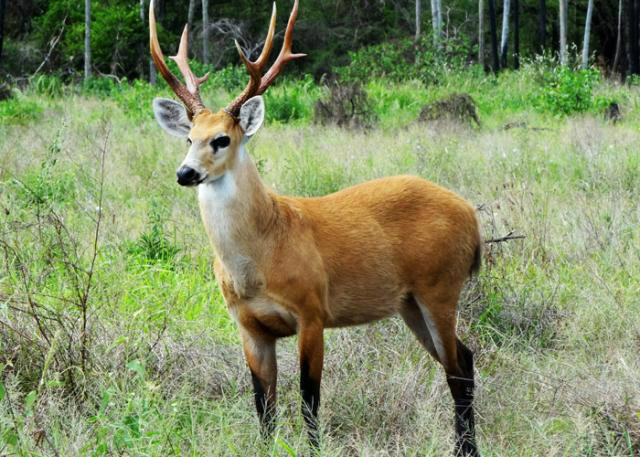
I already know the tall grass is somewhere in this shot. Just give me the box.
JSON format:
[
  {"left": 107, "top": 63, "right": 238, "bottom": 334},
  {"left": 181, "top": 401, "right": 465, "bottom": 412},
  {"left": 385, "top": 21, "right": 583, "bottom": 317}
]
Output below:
[{"left": 0, "top": 73, "right": 638, "bottom": 456}]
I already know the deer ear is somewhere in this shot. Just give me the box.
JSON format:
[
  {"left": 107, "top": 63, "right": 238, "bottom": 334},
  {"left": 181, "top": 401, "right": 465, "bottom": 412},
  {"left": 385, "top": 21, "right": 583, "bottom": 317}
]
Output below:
[
  {"left": 152, "top": 98, "right": 191, "bottom": 138},
  {"left": 239, "top": 96, "right": 265, "bottom": 137}
]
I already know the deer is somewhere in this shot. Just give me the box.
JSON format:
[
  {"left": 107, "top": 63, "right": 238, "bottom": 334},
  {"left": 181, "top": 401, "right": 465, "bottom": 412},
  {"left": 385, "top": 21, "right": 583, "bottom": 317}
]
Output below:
[{"left": 148, "top": 1, "right": 482, "bottom": 455}]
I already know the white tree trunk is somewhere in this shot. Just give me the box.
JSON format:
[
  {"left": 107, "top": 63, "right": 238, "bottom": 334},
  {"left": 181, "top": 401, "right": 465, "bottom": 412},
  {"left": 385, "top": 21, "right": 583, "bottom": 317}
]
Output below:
[
  {"left": 188, "top": 0, "right": 196, "bottom": 44},
  {"left": 202, "top": 0, "right": 209, "bottom": 64},
  {"left": 140, "top": 0, "right": 156, "bottom": 84},
  {"left": 431, "top": 0, "right": 442, "bottom": 47},
  {"left": 479, "top": 0, "right": 485, "bottom": 65},
  {"left": 84, "top": 0, "right": 91, "bottom": 80},
  {"left": 559, "top": 0, "right": 568, "bottom": 65},
  {"left": 415, "top": 0, "right": 422, "bottom": 41},
  {"left": 581, "top": 0, "right": 594, "bottom": 69},
  {"left": 500, "top": 0, "right": 510, "bottom": 66}
]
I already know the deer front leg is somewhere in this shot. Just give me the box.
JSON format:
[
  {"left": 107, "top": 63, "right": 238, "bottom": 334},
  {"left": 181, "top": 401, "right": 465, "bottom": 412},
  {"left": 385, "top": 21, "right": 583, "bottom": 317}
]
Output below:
[
  {"left": 298, "top": 318, "right": 324, "bottom": 448},
  {"left": 241, "top": 330, "right": 277, "bottom": 438}
]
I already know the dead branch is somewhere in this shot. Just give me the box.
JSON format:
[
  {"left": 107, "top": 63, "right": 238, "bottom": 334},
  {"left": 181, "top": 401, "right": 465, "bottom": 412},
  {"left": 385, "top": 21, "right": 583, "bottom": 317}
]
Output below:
[{"left": 485, "top": 231, "right": 526, "bottom": 244}]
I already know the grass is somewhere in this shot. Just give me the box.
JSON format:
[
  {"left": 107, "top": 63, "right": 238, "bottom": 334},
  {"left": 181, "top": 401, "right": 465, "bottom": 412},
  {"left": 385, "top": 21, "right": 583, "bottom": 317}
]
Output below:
[{"left": 0, "top": 72, "right": 639, "bottom": 456}]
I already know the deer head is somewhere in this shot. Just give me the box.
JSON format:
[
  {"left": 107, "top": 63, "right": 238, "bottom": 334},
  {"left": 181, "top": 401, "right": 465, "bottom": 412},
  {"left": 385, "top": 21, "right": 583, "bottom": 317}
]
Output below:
[{"left": 149, "top": 0, "right": 305, "bottom": 186}]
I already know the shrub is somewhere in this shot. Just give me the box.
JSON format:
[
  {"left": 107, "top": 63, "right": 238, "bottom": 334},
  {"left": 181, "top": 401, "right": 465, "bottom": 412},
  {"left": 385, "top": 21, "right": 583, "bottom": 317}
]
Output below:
[
  {"left": 31, "top": 74, "right": 64, "bottom": 97},
  {"left": 264, "top": 75, "right": 319, "bottom": 124},
  {"left": 314, "top": 77, "right": 377, "bottom": 128},
  {"left": 0, "top": 97, "right": 42, "bottom": 125},
  {"left": 534, "top": 66, "right": 600, "bottom": 115},
  {"left": 336, "top": 34, "right": 473, "bottom": 86},
  {"left": 10, "top": 125, "right": 76, "bottom": 208},
  {"left": 126, "top": 201, "right": 180, "bottom": 266},
  {"left": 208, "top": 65, "right": 247, "bottom": 94}
]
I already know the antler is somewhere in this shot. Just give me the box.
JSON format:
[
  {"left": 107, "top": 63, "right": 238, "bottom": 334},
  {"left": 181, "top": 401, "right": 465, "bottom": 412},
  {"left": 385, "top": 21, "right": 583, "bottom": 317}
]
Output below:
[
  {"left": 149, "top": 0, "right": 209, "bottom": 118},
  {"left": 225, "top": 0, "right": 305, "bottom": 116}
]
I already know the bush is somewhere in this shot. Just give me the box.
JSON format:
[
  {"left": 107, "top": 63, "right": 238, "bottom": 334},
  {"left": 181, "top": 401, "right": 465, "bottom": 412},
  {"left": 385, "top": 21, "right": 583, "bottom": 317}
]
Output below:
[
  {"left": 264, "top": 75, "right": 319, "bottom": 124},
  {"left": 126, "top": 201, "right": 180, "bottom": 266},
  {"left": 31, "top": 74, "right": 65, "bottom": 97},
  {"left": 0, "top": 97, "right": 42, "bottom": 125},
  {"left": 534, "top": 66, "right": 600, "bottom": 115},
  {"left": 10, "top": 125, "right": 76, "bottom": 208},
  {"left": 208, "top": 65, "right": 247, "bottom": 94},
  {"left": 314, "top": 77, "right": 377, "bottom": 128},
  {"left": 335, "top": 34, "right": 473, "bottom": 86}
]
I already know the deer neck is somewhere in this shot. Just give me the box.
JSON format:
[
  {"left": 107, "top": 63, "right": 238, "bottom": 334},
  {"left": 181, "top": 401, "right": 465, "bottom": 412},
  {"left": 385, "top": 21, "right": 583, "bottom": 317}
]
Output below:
[{"left": 197, "top": 145, "right": 276, "bottom": 289}]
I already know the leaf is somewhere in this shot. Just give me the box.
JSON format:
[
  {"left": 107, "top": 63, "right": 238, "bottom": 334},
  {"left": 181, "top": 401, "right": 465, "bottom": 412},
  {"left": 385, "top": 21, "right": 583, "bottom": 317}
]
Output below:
[
  {"left": 24, "top": 390, "right": 37, "bottom": 412},
  {"left": 126, "top": 360, "right": 145, "bottom": 378},
  {"left": 0, "top": 381, "right": 5, "bottom": 402}
]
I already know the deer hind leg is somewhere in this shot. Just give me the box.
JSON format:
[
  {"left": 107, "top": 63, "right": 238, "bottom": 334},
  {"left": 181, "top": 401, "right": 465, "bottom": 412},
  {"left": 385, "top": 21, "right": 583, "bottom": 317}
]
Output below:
[{"left": 411, "top": 285, "right": 480, "bottom": 457}]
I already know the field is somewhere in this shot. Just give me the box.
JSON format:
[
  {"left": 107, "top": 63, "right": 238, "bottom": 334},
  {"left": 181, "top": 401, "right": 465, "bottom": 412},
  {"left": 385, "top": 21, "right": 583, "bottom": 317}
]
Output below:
[{"left": 0, "top": 68, "right": 639, "bottom": 456}]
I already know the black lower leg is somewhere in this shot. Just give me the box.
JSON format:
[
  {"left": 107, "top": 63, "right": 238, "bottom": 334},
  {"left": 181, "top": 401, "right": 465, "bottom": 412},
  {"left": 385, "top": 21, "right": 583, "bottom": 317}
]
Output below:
[
  {"left": 250, "top": 370, "right": 275, "bottom": 438},
  {"left": 447, "top": 340, "right": 479, "bottom": 457},
  {"left": 300, "top": 359, "right": 320, "bottom": 448}
]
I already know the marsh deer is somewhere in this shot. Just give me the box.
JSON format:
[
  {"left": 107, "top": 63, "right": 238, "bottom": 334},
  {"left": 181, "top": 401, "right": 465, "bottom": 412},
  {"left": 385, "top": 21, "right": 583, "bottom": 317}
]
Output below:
[{"left": 149, "top": 1, "right": 482, "bottom": 455}]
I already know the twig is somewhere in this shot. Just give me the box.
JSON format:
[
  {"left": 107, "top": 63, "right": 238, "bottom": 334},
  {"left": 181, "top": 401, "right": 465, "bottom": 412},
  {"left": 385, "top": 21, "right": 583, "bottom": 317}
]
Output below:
[
  {"left": 80, "top": 127, "right": 109, "bottom": 374},
  {"left": 484, "top": 231, "right": 526, "bottom": 244},
  {"left": 32, "top": 16, "right": 68, "bottom": 77}
]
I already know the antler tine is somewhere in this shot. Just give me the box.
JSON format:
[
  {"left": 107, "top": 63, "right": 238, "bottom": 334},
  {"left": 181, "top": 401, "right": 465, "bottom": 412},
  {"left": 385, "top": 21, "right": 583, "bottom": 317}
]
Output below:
[
  {"left": 149, "top": 0, "right": 206, "bottom": 118},
  {"left": 225, "top": 3, "right": 278, "bottom": 116},
  {"left": 170, "top": 26, "right": 210, "bottom": 95},
  {"left": 257, "top": 0, "right": 306, "bottom": 95}
]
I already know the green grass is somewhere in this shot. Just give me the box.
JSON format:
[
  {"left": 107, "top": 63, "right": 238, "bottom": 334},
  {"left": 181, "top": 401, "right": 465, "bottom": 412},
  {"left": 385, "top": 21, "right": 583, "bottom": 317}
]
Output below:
[{"left": 0, "top": 73, "right": 638, "bottom": 456}]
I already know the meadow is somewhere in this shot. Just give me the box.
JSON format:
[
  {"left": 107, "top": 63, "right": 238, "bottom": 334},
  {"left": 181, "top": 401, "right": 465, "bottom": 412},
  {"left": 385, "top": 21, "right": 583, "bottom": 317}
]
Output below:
[{"left": 0, "top": 64, "right": 639, "bottom": 456}]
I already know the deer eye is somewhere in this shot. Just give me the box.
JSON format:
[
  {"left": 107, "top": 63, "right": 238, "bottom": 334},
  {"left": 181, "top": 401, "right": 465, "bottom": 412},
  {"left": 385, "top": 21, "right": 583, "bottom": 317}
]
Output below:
[
  {"left": 186, "top": 138, "right": 192, "bottom": 146},
  {"left": 211, "top": 136, "right": 230, "bottom": 152}
]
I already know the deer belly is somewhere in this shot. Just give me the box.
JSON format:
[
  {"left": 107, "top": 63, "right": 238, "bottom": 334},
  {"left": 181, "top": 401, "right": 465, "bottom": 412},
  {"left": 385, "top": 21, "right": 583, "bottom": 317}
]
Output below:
[
  {"left": 245, "top": 298, "right": 298, "bottom": 337},
  {"left": 327, "top": 281, "right": 406, "bottom": 328}
]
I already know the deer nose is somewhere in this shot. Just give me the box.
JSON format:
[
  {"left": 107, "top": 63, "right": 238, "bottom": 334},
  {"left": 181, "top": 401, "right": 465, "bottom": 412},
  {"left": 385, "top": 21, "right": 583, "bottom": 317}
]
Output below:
[{"left": 176, "top": 166, "right": 199, "bottom": 186}]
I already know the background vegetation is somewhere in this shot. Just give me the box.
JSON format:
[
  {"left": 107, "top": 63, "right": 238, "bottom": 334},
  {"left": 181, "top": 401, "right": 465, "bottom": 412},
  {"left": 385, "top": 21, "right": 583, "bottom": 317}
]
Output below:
[{"left": 0, "top": 0, "right": 639, "bottom": 456}]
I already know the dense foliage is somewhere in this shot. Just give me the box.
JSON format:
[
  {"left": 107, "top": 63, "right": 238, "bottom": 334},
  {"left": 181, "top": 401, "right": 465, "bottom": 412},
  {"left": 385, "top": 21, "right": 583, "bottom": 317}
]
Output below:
[{"left": 0, "top": 0, "right": 631, "bottom": 82}]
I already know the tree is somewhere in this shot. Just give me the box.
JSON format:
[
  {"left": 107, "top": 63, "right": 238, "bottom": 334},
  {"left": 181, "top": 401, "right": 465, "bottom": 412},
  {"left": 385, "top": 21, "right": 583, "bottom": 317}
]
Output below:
[
  {"left": 488, "top": 0, "right": 500, "bottom": 72},
  {"left": 415, "top": 0, "right": 421, "bottom": 41},
  {"left": 559, "top": 0, "right": 568, "bottom": 65},
  {"left": 84, "top": 0, "right": 91, "bottom": 80},
  {"left": 629, "top": 0, "right": 639, "bottom": 74},
  {"left": 613, "top": 0, "right": 624, "bottom": 73},
  {"left": 581, "top": 0, "right": 594, "bottom": 69},
  {"left": 513, "top": 0, "right": 519, "bottom": 68},
  {"left": 430, "top": 0, "right": 442, "bottom": 48},
  {"left": 140, "top": 0, "right": 156, "bottom": 84},
  {"left": 188, "top": 0, "right": 197, "bottom": 34},
  {"left": 202, "top": 0, "right": 209, "bottom": 64},
  {"left": 0, "top": 0, "right": 5, "bottom": 69},
  {"left": 500, "top": 0, "right": 510, "bottom": 68},
  {"left": 479, "top": 0, "right": 485, "bottom": 66},
  {"left": 538, "top": 0, "right": 546, "bottom": 53}
]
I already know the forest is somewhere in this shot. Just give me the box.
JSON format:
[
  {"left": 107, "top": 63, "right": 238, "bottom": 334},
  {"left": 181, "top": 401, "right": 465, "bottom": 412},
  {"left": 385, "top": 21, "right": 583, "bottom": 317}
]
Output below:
[{"left": 0, "top": 1, "right": 639, "bottom": 456}]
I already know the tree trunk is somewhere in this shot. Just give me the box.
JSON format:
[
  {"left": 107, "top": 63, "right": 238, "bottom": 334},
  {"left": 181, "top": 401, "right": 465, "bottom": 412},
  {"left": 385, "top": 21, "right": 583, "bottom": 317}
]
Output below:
[
  {"left": 0, "top": 0, "right": 5, "bottom": 69},
  {"left": 431, "top": 0, "right": 442, "bottom": 48},
  {"left": 188, "top": 0, "right": 197, "bottom": 54},
  {"left": 629, "top": 0, "right": 639, "bottom": 74},
  {"left": 488, "top": 0, "right": 500, "bottom": 72},
  {"left": 84, "top": 0, "right": 91, "bottom": 80},
  {"left": 559, "top": 0, "right": 568, "bottom": 65},
  {"left": 513, "top": 0, "right": 519, "bottom": 68},
  {"left": 202, "top": 0, "right": 209, "bottom": 64},
  {"left": 500, "top": 0, "right": 510, "bottom": 68},
  {"left": 140, "top": 0, "right": 156, "bottom": 84},
  {"left": 537, "top": 0, "right": 546, "bottom": 53},
  {"left": 613, "top": 0, "right": 624, "bottom": 73},
  {"left": 479, "top": 0, "right": 485, "bottom": 67},
  {"left": 581, "top": 0, "right": 594, "bottom": 69},
  {"left": 415, "top": 0, "right": 421, "bottom": 41}
]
